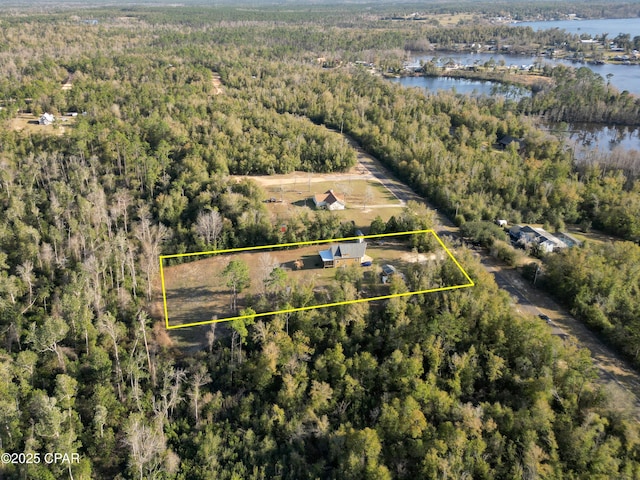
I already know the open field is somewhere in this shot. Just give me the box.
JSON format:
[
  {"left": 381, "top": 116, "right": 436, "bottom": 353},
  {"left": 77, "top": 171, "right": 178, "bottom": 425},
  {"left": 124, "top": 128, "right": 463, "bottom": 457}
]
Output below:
[
  {"left": 392, "top": 13, "right": 478, "bottom": 26},
  {"left": 158, "top": 235, "right": 457, "bottom": 332},
  {"left": 258, "top": 177, "right": 403, "bottom": 229},
  {"left": 239, "top": 128, "right": 425, "bottom": 230},
  {"left": 9, "top": 113, "right": 77, "bottom": 135},
  {"left": 262, "top": 178, "right": 397, "bottom": 207}
]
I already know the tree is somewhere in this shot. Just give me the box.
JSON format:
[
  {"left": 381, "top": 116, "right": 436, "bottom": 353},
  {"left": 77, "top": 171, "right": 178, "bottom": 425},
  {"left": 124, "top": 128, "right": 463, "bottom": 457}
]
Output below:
[
  {"left": 230, "top": 307, "right": 256, "bottom": 366},
  {"left": 188, "top": 365, "right": 211, "bottom": 428},
  {"left": 223, "top": 259, "right": 250, "bottom": 313},
  {"left": 195, "top": 210, "right": 223, "bottom": 249},
  {"left": 363, "top": 185, "right": 374, "bottom": 210},
  {"left": 257, "top": 252, "right": 277, "bottom": 294},
  {"left": 460, "top": 221, "right": 507, "bottom": 247},
  {"left": 369, "top": 216, "right": 386, "bottom": 235},
  {"left": 26, "top": 316, "right": 69, "bottom": 372},
  {"left": 98, "top": 312, "right": 126, "bottom": 399},
  {"left": 265, "top": 267, "right": 287, "bottom": 298},
  {"left": 124, "top": 414, "right": 168, "bottom": 480}
]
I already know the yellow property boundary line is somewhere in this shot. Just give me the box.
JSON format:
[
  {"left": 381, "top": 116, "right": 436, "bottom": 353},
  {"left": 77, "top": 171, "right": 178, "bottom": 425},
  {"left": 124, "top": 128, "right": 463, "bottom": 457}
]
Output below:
[{"left": 159, "top": 229, "right": 474, "bottom": 330}]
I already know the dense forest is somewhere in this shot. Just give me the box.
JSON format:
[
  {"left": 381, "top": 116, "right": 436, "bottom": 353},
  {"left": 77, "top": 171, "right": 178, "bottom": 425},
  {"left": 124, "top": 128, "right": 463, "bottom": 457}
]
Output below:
[
  {"left": 0, "top": 4, "right": 640, "bottom": 479},
  {"left": 542, "top": 241, "right": 640, "bottom": 367}
]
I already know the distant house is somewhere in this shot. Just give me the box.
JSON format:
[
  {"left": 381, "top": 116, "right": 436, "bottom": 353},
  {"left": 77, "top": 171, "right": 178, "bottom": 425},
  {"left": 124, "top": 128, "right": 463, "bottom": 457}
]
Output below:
[
  {"left": 39, "top": 113, "right": 55, "bottom": 125},
  {"left": 497, "top": 135, "right": 524, "bottom": 151},
  {"left": 319, "top": 242, "right": 367, "bottom": 268},
  {"left": 510, "top": 225, "right": 568, "bottom": 253},
  {"left": 313, "top": 190, "right": 346, "bottom": 210}
]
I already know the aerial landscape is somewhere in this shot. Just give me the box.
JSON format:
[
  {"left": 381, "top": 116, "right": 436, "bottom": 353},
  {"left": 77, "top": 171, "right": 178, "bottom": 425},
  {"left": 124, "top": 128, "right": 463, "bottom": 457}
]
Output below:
[{"left": 1, "top": 0, "right": 640, "bottom": 478}]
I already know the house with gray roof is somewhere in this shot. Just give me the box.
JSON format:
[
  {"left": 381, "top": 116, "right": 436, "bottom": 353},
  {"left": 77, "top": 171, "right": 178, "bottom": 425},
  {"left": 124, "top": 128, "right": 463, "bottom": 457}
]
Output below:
[
  {"left": 511, "top": 225, "right": 568, "bottom": 253},
  {"left": 318, "top": 242, "right": 368, "bottom": 268}
]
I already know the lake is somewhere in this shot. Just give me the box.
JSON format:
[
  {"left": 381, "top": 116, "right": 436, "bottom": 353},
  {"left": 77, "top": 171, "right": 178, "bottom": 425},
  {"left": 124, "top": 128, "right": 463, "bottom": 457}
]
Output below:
[
  {"left": 388, "top": 75, "right": 527, "bottom": 98},
  {"left": 405, "top": 52, "right": 640, "bottom": 96},
  {"left": 548, "top": 123, "right": 640, "bottom": 160},
  {"left": 389, "top": 72, "right": 640, "bottom": 157},
  {"left": 515, "top": 17, "right": 640, "bottom": 39}
]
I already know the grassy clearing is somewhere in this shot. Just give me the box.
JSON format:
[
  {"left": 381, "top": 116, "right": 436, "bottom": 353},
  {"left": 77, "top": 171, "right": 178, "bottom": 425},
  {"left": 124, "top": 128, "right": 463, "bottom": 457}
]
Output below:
[
  {"left": 158, "top": 236, "right": 450, "bottom": 330},
  {"left": 431, "top": 13, "right": 477, "bottom": 26},
  {"left": 10, "top": 113, "right": 77, "bottom": 135},
  {"left": 262, "top": 177, "right": 398, "bottom": 206},
  {"left": 261, "top": 177, "right": 403, "bottom": 230}
]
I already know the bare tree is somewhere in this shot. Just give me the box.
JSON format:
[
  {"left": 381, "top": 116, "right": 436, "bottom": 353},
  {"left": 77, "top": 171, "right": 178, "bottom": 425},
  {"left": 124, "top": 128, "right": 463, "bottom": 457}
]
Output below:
[
  {"left": 363, "top": 185, "right": 374, "bottom": 210},
  {"left": 124, "top": 415, "right": 166, "bottom": 480},
  {"left": 138, "top": 310, "right": 156, "bottom": 386},
  {"left": 188, "top": 365, "right": 211, "bottom": 428},
  {"left": 135, "top": 217, "right": 172, "bottom": 301},
  {"left": 98, "top": 312, "right": 126, "bottom": 400},
  {"left": 339, "top": 181, "right": 353, "bottom": 205},
  {"left": 112, "top": 189, "right": 133, "bottom": 234},
  {"left": 206, "top": 321, "right": 218, "bottom": 353},
  {"left": 195, "top": 210, "right": 223, "bottom": 249},
  {"left": 257, "top": 252, "right": 277, "bottom": 293},
  {"left": 156, "top": 363, "right": 186, "bottom": 421},
  {"left": 16, "top": 260, "right": 35, "bottom": 312}
]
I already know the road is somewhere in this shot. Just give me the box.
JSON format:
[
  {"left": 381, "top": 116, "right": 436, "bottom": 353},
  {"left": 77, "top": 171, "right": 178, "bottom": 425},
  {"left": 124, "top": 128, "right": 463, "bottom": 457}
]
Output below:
[
  {"left": 244, "top": 135, "right": 640, "bottom": 419},
  {"left": 482, "top": 256, "right": 640, "bottom": 417},
  {"left": 353, "top": 141, "right": 640, "bottom": 420},
  {"left": 343, "top": 135, "right": 423, "bottom": 206}
]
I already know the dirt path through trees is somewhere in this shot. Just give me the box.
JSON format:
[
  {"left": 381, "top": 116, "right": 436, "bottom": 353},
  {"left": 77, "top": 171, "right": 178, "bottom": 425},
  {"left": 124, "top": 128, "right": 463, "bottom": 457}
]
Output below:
[
  {"left": 482, "top": 256, "right": 640, "bottom": 419},
  {"left": 348, "top": 136, "right": 640, "bottom": 420}
]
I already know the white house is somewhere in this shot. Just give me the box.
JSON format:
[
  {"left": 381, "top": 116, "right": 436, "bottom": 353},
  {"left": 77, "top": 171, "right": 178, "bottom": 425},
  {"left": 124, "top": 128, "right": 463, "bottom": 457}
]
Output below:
[
  {"left": 313, "top": 190, "right": 346, "bottom": 211},
  {"left": 39, "top": 113, "right": 55, "bottom": 125},
  {"left": 511, "top": 225, "right": 568, "bottom": 253}
]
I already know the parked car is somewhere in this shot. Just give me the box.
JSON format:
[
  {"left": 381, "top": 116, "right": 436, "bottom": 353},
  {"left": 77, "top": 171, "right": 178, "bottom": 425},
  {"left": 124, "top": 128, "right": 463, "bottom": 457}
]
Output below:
[{"left": 538, "top": 313, "right": 551, "bottom": 324}]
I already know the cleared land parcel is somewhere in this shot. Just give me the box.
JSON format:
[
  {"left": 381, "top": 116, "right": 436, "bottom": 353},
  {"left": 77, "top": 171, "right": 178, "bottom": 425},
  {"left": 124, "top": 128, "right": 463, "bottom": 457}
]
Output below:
[{"left": 159, "top": 230, "right": 474, "bottom": 329}]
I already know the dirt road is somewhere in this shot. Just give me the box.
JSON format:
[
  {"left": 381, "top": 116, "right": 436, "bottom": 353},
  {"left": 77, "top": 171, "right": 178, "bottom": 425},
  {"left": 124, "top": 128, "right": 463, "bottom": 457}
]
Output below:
[
  {"left": 238, "top": 132, "right": 640, "bottom": 419},
  {"left": 342, "top": 135, "right": 423, "bottom": 206},
  {"left": 482, "top": 256, "right": 640, "bottom": 418},
  {"left": 355, "top": 142, "right": 640, "bottom": 420}
]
